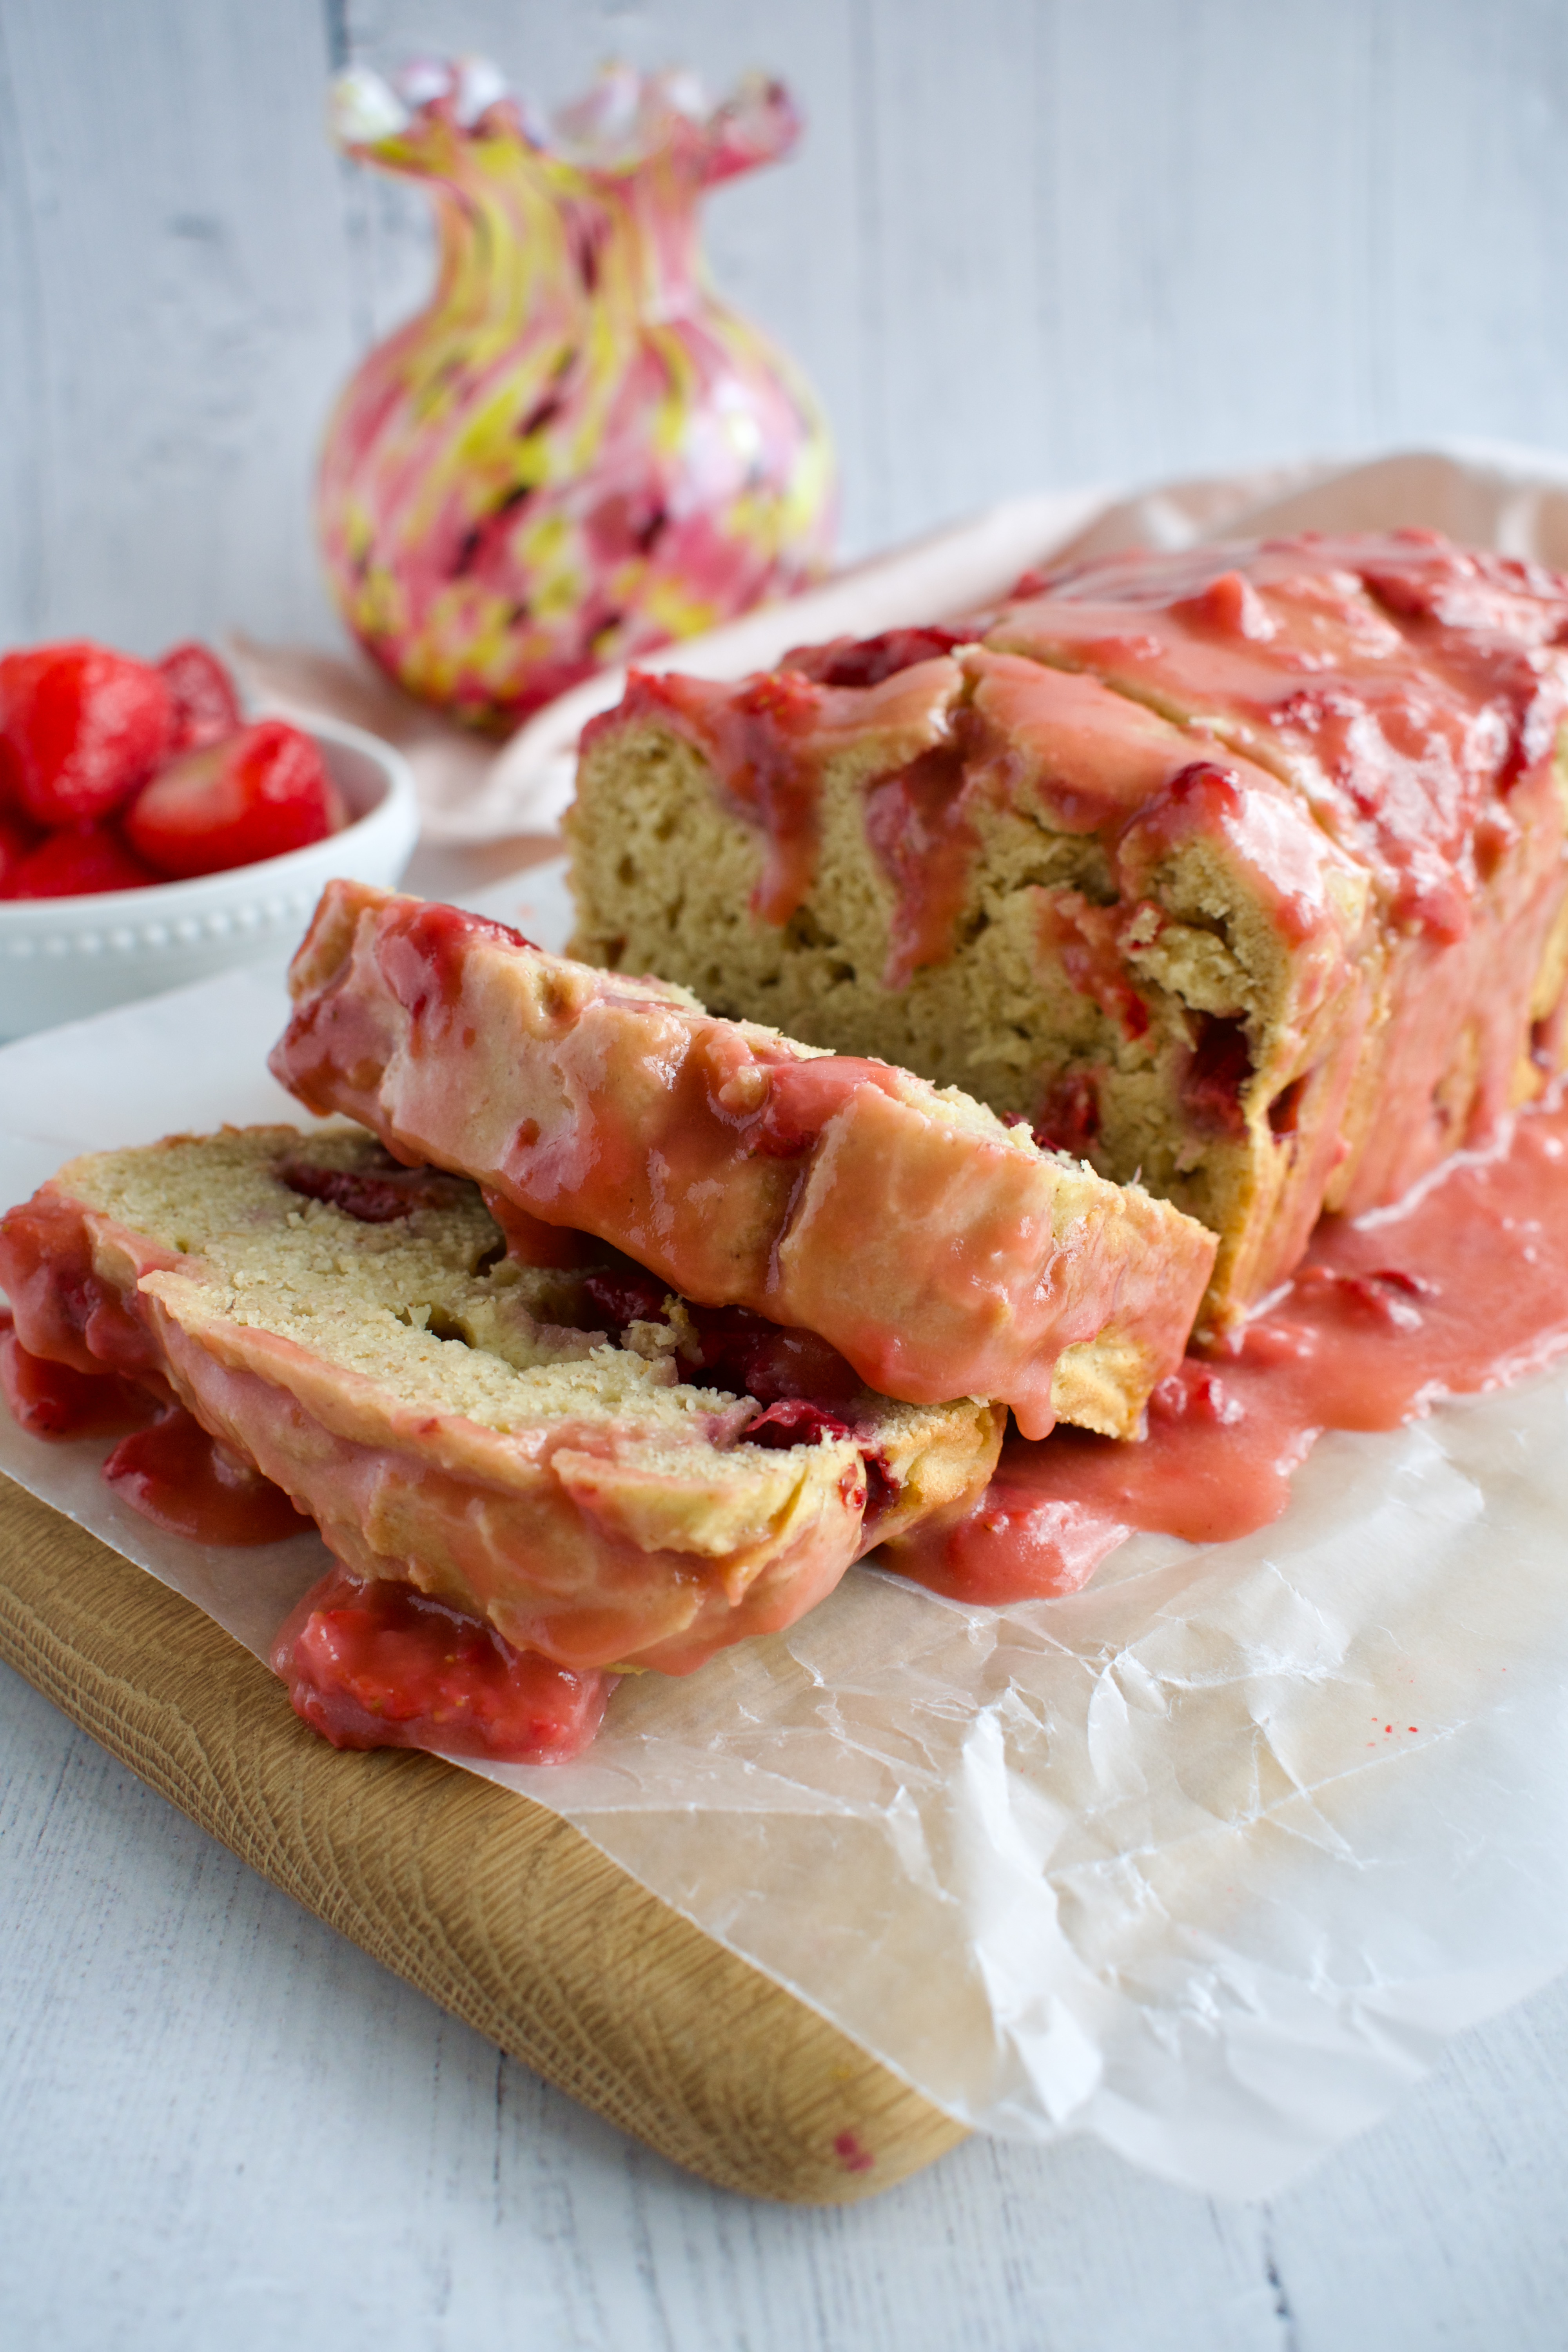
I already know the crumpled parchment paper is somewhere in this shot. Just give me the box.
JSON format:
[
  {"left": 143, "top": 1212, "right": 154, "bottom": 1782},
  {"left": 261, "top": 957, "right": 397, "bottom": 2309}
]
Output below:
[{"left": 12, "top": 443, "right": 1568, "bottom": 2194}]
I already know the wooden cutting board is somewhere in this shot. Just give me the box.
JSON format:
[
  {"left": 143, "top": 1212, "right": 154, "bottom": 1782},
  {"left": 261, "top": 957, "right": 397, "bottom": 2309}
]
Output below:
[{"left": 0, "top": 1472, "right": 967, "bottom": 2203}]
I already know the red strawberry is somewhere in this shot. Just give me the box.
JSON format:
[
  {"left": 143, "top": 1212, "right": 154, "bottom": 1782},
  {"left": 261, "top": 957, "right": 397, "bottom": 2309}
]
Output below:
[
  {"left": 0, "top": 734, "right": 24, "bottom": 817},
  {"left": 124, "top": 719, "right": 345, "bottom": 880},
  {"left": 0, "top": 810, "right": 41, "bottom": 891},
  {"left": 0, "top": 641, "right": 173, "bottom": 826},
  {"left": 3, "top": 825, "right": 162, "bottom": 899},
  {"left": 158, "top": 641, "right": 243, "bottom": 752}
]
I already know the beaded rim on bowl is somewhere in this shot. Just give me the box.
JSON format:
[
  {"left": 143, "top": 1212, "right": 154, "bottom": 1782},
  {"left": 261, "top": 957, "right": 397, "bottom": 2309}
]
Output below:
[{"left": 5, "top": 892, "right": 322, "bottom": 962}]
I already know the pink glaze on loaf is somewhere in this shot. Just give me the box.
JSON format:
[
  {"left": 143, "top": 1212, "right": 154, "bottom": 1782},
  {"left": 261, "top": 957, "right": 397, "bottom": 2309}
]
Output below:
[
  {"left": 601, "top": 657, "right": 963, "bottom": 926},
  {"left": 269, "top": 883, "right": 1218, "bottom": 1440},
  {"left": 990, "top": 532, "right": 1568, "bottom": 1213}
]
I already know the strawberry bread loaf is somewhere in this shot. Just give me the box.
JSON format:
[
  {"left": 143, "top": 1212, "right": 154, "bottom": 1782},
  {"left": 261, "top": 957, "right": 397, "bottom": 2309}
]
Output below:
[
  {"left": 268, "top": 882, "right": 1218, "bottom": 1442},
  {"left": 565, "top": 532, "right": 1568, "bottom": 1332}
]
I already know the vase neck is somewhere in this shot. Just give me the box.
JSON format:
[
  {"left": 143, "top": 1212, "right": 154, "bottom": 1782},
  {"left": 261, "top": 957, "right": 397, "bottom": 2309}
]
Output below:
[
  {"left": 423, "top": 139, "right": 581, "bottom": 335},
  {"left": 339, "top": 64, "right": 798, "bottom": 336},
  {"left": 379, "top": 116, "right": 713, "bottom": 332}
]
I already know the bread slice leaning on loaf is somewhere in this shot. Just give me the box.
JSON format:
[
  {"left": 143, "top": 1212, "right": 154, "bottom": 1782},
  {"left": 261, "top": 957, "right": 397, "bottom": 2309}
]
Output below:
[
  {"left": 0, "top": 1127, "right": 1004, "bottom": 1678},
  {"left": 269, "top": 882, "right": 1218, "bottom": 1442}
]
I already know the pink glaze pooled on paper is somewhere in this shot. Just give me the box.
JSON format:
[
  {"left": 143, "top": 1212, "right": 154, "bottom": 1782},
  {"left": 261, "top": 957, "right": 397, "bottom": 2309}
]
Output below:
[
  {"left": 888, "top": 1088, "right": 1568, "bottom": 1601},
  {"left": 272, "top": 1565, "right": 614, "bottom": 1765}
]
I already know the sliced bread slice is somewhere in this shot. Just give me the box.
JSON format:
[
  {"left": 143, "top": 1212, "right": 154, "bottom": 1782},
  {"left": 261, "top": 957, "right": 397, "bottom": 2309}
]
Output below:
[
  {"left": 270, "top": 882, "right": 1217, "bottom": 1440},
  {"left": 0, "top": 1125, "right": 1003, "bottom": 1680}
]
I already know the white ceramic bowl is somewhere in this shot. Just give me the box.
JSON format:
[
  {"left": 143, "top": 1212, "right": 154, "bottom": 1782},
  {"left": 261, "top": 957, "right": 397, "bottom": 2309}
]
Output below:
[{"left": 0, "top": 716, "right": 419, "bottom": 1042}]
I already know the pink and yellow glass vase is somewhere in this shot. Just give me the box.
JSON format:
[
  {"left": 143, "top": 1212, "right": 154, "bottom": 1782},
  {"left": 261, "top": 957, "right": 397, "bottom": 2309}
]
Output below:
[{"left": 318, "top": 56, "right": 838, "bottom": 728}]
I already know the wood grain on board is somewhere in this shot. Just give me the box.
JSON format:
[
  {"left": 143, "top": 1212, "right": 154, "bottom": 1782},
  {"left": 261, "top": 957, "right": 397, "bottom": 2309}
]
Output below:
[{"left": 0, "top": 1472, "right": 967, "bottom": 2205}]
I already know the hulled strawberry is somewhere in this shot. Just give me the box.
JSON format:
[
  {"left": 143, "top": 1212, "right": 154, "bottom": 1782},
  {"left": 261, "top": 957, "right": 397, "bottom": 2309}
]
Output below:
[
  {"left": 0, "top": 811, "right": 40, "bottom": 892},
  {"left": 158, "top": 641, "right": 243, "bottom": 752},
  {"left": 0, "top": 642, "right": 173, "bottom": 826},
  {"left": 124, "top": 719, "right": 346, "bottom": 879},
  {"left": 3, "top": 826, "right": 161, "bottom": 898}
]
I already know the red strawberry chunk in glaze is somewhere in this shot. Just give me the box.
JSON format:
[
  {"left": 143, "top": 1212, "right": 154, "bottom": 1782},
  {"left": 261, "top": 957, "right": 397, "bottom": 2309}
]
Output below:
[
  {"left": 744, "top": 1399, "right": 900, "bottom": 1521},
  {"left": 274, "top": 1566, "right": 613, "bottom": 1764},
  {"left": 742, "top": 1396, "right": 855, "bottom": 1447},
  {"left": 276, "top": 1153, "right": 470, "bottom": 1223},
  {"left": 1181, "top": 1014, "right": 1254, "bottom": 1139},
  {"left": 781, "top": 625, "right": 971, "bottom": 688},
  {"left": 125, "top": 718, "right": 346, "bottom": 879},
  {"left": 582, "top": 1259, "right": 672, "bottom": 1333},
  {"left": 581, "top": 1258, "right": 866, "bottom": 1407},
  {"left": 0, "top": 641, "right": 173, "bottom": 826},
  {"left": 0, "top": 1309, "right": 156, "bottom": 1440}
]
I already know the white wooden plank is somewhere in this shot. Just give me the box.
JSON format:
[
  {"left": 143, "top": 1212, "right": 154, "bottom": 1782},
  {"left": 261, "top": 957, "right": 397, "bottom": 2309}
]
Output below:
[
  {"left": 1370, "top": 0, "right": 1568, "bottom": 449},
  {"left": 0, "top": 4, "right": 47, "bottom": 639},
  {"left": 1262, "top": 1976, "right": 1568, "bottom": 2349},
  {"left": 9, "top": 0, "right": 1568, "bottom": 647},
  {"left": 1036, "top": 0, "right": 1384, "bottom": 483},
  {"left": 0, "top": 0, "right": 358, "bottom": 653}
]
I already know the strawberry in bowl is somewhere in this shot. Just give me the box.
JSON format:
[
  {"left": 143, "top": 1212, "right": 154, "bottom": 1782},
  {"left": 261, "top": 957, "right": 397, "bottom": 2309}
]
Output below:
[
  {"left": 0, "top": 640, "right": 346, "bottom": 897},
  {"left": 124, "top": 721, "right": 347, "bottom": 882},
  {"left": 0, "top": 635, "right": 417, "bottom": 1040}
]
